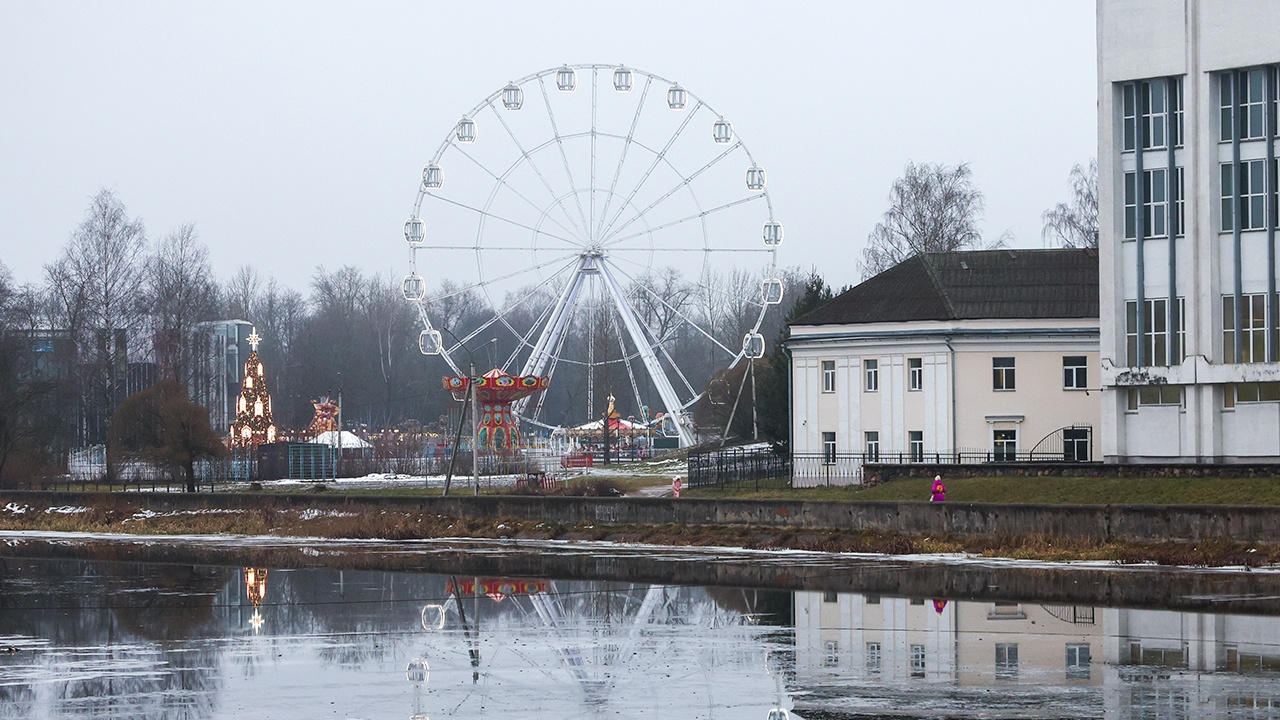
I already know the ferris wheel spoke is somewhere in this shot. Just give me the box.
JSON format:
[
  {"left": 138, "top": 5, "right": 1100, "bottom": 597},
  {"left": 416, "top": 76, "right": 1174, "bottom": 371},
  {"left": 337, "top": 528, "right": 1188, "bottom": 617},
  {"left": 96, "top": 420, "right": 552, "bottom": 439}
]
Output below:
[
  {"left": 485, "top": 104, "right": 590, "bottom": 241},
  {"left": 537, "top": 76, "right": 593, "bottom": 236},
  {"left": 595, "top": 75, "right": 652, "bottom": 242},
  {"left": 432, "top": 249, "right": 582, "bottom": 305},
  {"left": 425, "top": 192, "right": 581, "bottom": 249},
  {"left": 608, "top": 260, "right": 737, "bottom": 357},
  {"left": 603, "top": 194, "right": 768, "bottom": 249},
  {"left": 589, "top": 68, "right": 598, "bottom": 242},
  {"left": 440, "top": 149, "right": 585, "bottom": 246},
  {"left": 657, "top": 342, "right": 698, "bottom": 399},
  {"left": 608, "top": 309, "right": 647, "bottom": 422},
  {"left": 597, "top": 101, "right": 704, "bottom": 241},
  {"left": 601, "top": 141, "right": 741, "bottom": 242},
  {"left": 450, "top": 260, "right": 579, "bottom": 353}
]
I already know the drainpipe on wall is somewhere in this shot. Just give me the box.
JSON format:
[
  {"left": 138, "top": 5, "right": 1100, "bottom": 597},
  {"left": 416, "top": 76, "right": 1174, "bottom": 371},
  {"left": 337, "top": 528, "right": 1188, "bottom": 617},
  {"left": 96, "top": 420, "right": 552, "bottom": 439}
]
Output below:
[{"left": 944, "top": 336, "right": 957, "bottom": 458}]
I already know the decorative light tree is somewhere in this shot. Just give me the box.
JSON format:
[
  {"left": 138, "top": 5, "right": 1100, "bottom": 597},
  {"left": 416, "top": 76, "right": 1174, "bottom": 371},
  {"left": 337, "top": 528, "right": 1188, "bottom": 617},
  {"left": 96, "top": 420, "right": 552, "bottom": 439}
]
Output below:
[{"left": 229, "top": 329, "right": 278, "bottom": 447}]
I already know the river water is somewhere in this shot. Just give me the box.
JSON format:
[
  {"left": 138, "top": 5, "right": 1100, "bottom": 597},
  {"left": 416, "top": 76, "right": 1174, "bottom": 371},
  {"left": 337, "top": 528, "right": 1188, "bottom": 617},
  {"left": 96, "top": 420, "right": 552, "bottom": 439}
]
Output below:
[{"left": 0, "top": 532, "right": 1278, "bottom": 719}]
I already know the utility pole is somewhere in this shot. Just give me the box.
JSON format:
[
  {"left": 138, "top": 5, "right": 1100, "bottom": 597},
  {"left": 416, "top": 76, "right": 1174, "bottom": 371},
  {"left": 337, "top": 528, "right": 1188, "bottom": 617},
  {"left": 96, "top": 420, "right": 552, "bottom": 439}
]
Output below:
[{"left": 470, "top": 361, "right": 479, "bottom": 496}]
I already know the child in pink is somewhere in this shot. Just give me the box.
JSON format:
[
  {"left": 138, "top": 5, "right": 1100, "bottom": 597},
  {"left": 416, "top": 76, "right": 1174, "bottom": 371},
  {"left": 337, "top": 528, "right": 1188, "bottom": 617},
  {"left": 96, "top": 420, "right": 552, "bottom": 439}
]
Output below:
[{"left": 930, "top": 475, "right": 946, "bottom": 502}]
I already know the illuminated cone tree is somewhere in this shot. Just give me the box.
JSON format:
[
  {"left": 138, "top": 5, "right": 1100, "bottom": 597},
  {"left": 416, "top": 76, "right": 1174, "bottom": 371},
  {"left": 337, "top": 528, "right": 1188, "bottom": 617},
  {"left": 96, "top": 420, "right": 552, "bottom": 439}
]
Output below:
[{"left": 229, "top": 329, "right": 278, "bottom": 447}]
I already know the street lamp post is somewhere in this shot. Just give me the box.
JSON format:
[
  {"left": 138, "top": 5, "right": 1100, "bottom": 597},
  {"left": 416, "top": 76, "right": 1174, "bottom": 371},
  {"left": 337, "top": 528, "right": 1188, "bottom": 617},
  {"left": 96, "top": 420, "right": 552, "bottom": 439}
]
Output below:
[{"left": 469, "top": 359, "right": 479, "bottom": 496}]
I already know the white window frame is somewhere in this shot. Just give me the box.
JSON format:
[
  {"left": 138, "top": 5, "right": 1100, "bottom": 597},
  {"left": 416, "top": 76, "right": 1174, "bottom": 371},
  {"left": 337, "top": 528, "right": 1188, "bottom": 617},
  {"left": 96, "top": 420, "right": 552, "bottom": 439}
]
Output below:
[
  {"left": 821, "top": 432, "right": 836, "bottom": 465},
  {"left": 992, "top": 357, "right": 1015, "bottom": 391},
  {"left": 908, "top": 357, "right": 923, "bottom": 391},
  {"left": 1222, "top": 293, "right": 1271, "bottom": 364},
  {"left": 993, "top": 428, "right": 1017, "bottom": 461},
  {"left": 864, "top": 431, "right": 879, "bottom": 462},
  {"left": 910, "top": 644, "right": 926, "bottom": 678},
  {"left": 863, "top": 358, "right": 878, "bottom": 392},
  {"left": 1066, "top": 643, "right": 1092, "bottom": 680},
  {"left": 866, "top": 642, "right": 882, "bottom": 675},
  {"left": 1063, "top": 356, "right": 1088, "bottom": 390},
  {"left": 909, "top": 430, "right": 924, "bottom": 462},
  {"left": 996, "top": 643, "right": 1019, "bottom": 679},
  {"left": 821, "top": 360, "right": 835, "bottom": 393}
]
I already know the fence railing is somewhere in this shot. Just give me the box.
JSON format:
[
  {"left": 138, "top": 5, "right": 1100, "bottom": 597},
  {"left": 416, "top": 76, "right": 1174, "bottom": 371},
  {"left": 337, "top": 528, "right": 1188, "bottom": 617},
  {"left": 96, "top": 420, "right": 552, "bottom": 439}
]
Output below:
[{"left": 690, "top": 448, "right": 1101, "bottom": 489}]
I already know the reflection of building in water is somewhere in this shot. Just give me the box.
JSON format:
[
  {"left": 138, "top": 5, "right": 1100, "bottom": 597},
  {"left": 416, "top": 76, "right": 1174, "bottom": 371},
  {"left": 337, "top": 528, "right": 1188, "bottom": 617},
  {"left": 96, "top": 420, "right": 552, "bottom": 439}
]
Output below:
[{"left": 794, "top": 591, "right": 1280, "bottom": 719}]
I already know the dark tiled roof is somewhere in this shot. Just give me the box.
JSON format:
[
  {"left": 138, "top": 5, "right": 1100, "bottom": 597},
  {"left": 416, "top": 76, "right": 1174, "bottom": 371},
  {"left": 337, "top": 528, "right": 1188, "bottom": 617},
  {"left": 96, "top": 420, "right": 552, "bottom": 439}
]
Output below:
[{"left": 793, "top": 249, "right": 1099, "bottom": 326}]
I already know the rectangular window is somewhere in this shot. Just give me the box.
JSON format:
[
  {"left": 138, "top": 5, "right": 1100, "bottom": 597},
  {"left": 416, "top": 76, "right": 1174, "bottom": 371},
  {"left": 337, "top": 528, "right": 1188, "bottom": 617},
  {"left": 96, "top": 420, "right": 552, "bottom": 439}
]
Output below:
[
  {"left": 910, "top": 644, "right": 926, "bottom": 678},
  {"left": 1223, "top": 293, "right": 1273, "bottom": 363},
  {"left": 821, "top": 360, "right": 835, "bottom": 393},
  {"left": 1222, "top": 159, "right": 1277, "bottom": 233},
  {"left": 1231, "top": 382, "right": 1280, "bottom": 403},
  {"left": 1221, "top": 69, "right": 1270, "bottom": 142},
  {"left": 864, "top": 359, "right": 878, "bottom": 392},
  {"left": 993, "top": 430, "right": 1017, "bottom": 461},
  {"left": 1063, "top": 428, "right": 1090, "bottom": 462},
  {"left": 1063, "top": 356, "right": 1088, "bottom": 390},
  {"left": 909, "top": 430, "right": 924, "bottom": 462},
  {"left": 908, "top": 357, "right": 923, "bottom": 391},
  {"left": 866, "top": 642, "right": 882, "bottom": 675},
  {"left": 822, "top": 590, "right": 837, "bottom": 603},
  {"left": 1123, "top": 78, "right": 1182, "bottom": 151},
  {"left": 821, "top": 432, "right": 836, "bottom": 465},
  {"left": 1124, "top": 168, "right": 1183, "bottom": 240},
  {"left": 824, "top": 640, "right": 839, "bottom": 667},
  {"left": 1126, "top": 298, "right": 1185, "bottom": 367},
  {"left": 864, "top": 431, "right": 879, "bottom": 462},
  {"left": 996, "top": 643, "right": 1019, "bottom": 679},
  {"left": 1066, "top": 644, "right": 1092, "bottom": 680},
  {"left": 1126, "top": 385, "right": 1184, "bottom": 410},
  {"left": 992, "top": 357, "right": 1015, "bottom": 391}
]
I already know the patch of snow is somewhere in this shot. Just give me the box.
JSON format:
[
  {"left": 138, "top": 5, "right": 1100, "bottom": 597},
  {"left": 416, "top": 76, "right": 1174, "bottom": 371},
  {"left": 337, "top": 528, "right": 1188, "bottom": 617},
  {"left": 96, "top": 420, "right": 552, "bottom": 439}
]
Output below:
[
  {"left": 297, "top": 509, "right": 358, "bottom": 521},
  {"left": 44, "top": 506, "right": 89, "bottom": 515},
  {"left": 3, "top": 503, "right": 29, "bottom": 514}
]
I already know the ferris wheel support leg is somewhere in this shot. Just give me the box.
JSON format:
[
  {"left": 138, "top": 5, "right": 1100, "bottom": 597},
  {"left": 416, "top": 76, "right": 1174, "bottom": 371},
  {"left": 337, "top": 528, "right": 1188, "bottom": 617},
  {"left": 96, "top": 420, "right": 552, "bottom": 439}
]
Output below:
[
  {"left": 597, "top": 261, "right": 695, "bottom": 447},
  {"left": 514, "top": 256, "right": 591, "bottom": 414}
]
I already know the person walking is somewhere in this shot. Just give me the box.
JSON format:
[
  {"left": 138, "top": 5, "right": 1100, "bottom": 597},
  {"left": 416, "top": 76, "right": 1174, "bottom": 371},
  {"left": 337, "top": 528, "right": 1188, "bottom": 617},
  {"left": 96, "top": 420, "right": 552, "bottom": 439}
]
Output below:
[{"left": 930, "top": 475, "right": 946, "bottom": 502}]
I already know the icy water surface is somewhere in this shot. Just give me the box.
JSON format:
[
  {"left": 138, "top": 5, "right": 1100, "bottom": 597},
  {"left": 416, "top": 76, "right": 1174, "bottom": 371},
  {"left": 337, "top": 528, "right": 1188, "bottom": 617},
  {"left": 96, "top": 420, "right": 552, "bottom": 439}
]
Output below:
[{"left": 1, "top": 536, "right": 1280, "bottom": 719}]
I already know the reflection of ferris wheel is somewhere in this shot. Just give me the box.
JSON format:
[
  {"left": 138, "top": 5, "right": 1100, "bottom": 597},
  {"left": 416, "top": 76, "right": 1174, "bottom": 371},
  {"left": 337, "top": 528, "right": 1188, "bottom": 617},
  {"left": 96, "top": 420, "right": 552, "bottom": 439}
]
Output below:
[{"left": 403, "top": 64, "right": 784, "bottom": 446}]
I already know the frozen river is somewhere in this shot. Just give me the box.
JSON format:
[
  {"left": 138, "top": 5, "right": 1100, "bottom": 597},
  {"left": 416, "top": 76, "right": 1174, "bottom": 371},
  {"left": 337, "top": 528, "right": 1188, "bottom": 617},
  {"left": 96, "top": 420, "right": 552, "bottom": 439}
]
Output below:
[{"left": 1, "top": 533, "right": 1279, "bottom": 719}]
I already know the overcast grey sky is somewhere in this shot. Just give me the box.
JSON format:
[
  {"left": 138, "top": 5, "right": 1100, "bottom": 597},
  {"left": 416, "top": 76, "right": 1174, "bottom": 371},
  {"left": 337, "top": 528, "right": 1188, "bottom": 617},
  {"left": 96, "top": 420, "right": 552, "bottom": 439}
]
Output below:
[{"left": 0, "top": 1, "right": 1096, "bottom": 294}]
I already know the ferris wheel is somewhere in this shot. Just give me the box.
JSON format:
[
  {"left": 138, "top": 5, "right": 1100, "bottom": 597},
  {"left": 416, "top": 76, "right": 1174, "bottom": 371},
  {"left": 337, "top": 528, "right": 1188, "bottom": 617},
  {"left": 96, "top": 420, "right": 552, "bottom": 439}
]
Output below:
[{"left": 403, "top": 64, "right": 784, "bottom": 446}]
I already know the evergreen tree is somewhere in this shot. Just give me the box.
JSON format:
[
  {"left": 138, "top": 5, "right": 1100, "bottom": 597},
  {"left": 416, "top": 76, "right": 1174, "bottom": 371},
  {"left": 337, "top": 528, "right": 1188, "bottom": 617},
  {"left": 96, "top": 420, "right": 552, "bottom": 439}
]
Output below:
[{"left": 755, "top": 273, "right": 834, "bottom": 454}]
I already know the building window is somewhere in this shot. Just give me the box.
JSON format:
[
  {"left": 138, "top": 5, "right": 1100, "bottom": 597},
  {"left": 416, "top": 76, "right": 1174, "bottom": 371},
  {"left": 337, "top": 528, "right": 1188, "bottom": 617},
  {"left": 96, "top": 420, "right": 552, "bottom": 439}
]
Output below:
[
  {"left": 1066, "top": 643, "right": 1092, "bottom": 680},
  {"left": 824, "top": 640, "right": 839, "bottom": 668},
  {"left": 822, "top": 590, "right": 837, "bottom": 603},
  {"left": 864, "top": 359, "right": 878, "bottom": 392},
  {"left": 864, "top": 431, "right": 879, "bottom": 462},
  {"left": 1230, "top": 382, "right": 1280, "bottom": 404},
  {"left": 1220, "top": 69, "right": 1270, "bottom": 142},
  {"left": 1221, "top": 160, "right": 1276, "bottom": 233},
  {"left": 1124, "top": 168, "right": 1183, "bottom": 240},
  {"left": 996, "top": 643, "right": 1019, "bottom": 679},
  {"left": 1126, "top": 385, "right": 1184, "bottom": 410},
  {"left": 910, "top": 644, "right": 926, "bottom": 678},
  {"left": 1126, "top": 298, "right": 1185, "bottom": 367},
  {"left": 866, "top": 595, "right": 881, "bottom": 604},
  {"left": 908, "top": 357, "right": 923, "bottom": 391},
  {"left": 1063, "top": 428, "right": 1090, "bottom": 462},
  {"left": 909, "top": 430, "right": 924, "bottom": 462},
  {"left": 993, "top": 429, "right": 1016, "bottom": 461},
  {"left": 821, "top": 360, "right": 835, "bottom": 393},
  {"left": 992, "top": 357, "right": 1015, "bottom": 391},
  {"left": 1063, "top": 356, "right": 1088, "bottom": 390},
  {"left": 1222, "top": 293, "right": 1272, "bottom": 363},
  {"left": 866, "top": 642, "right": 882, "bottom": 675},
  {"left": 822, "top": 432, "right": 836, "bottom": 464},
  {"left": 1122, "top": 79, "right": 1178, "bottom": 150}
]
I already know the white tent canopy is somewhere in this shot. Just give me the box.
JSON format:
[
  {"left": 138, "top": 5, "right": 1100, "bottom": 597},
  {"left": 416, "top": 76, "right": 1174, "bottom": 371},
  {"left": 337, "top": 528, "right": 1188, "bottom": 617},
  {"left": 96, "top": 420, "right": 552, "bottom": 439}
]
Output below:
[{"left": 309, "top": 430, "right": 372, "bottom": 449}]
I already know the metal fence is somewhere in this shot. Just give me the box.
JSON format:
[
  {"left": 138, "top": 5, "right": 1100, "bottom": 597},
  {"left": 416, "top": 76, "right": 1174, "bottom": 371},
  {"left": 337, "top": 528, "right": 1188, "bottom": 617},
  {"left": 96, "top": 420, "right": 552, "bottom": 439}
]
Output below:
[
  {"left": 691, "top": 447, "right": 1102, "bottom": 489},
  {"left": 687, "top": 447, "right": 791, "bottom": 490}
]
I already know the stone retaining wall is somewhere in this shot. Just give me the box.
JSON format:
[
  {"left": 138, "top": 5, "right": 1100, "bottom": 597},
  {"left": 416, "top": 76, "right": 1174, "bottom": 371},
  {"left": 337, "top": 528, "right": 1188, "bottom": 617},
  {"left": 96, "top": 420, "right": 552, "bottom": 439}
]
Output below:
[{"left": 6, "top": 491, "right": 1279, "bottom": 543}]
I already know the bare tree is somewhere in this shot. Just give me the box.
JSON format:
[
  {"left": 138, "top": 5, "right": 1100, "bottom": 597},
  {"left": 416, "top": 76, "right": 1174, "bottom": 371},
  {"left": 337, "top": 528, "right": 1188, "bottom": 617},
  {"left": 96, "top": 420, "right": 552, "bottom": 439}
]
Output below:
[
  {"left": 145, "top": 224, "right": 220, "bottom": 383},
  {"left": 860, "top": 162, "right": 987, "bottom": 279},
  {"left": 224, "top": 265, "right": 261, "bottom": 321},
  {"left": 1042, "top": 159, "right": 1099, "bottom": 249}
]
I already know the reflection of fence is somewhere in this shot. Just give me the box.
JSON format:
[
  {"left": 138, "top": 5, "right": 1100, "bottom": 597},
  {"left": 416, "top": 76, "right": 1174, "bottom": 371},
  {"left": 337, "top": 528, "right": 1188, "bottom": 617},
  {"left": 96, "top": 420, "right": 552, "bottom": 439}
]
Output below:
[{"left": 687, "top": 448, "right": 791, "bottom": 490}]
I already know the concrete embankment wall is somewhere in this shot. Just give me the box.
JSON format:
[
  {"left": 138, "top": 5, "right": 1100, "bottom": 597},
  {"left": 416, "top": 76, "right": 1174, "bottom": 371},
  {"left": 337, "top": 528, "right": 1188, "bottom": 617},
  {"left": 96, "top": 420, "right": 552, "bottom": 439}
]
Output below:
[{"left": 6, "top": 491, "right": 1279, "bottom": 543}]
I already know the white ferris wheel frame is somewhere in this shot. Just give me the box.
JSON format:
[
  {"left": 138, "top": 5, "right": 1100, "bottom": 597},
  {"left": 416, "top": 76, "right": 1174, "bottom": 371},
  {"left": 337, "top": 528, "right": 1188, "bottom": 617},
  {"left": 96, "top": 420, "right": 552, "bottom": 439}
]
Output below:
[{"left": 404, "top": 64, "right": 783, "bottom": 447}]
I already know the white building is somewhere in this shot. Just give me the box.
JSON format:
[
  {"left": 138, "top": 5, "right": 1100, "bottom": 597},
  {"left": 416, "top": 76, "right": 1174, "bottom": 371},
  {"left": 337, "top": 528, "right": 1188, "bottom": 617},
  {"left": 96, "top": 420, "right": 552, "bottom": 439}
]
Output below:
[
  {"left": 1099, "top": 1, "right": 1280, "bottom": 462},
  {"left": 788, "top": 249, "right": 1099, "bottom": 482}
]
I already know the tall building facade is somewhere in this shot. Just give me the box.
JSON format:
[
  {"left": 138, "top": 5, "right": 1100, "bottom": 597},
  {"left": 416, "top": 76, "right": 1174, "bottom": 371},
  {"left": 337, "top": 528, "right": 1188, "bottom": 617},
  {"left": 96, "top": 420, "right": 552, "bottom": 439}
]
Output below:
[{"left": 1100, "top": 0, "right": 1280, "bottom": 461}]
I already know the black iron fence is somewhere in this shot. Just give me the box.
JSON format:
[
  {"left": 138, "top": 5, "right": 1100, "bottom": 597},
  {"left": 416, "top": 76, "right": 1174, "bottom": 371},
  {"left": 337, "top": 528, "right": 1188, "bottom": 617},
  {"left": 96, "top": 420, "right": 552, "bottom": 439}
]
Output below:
[{"left": 687, "top": 447, "right": 791, "bottom": 490}]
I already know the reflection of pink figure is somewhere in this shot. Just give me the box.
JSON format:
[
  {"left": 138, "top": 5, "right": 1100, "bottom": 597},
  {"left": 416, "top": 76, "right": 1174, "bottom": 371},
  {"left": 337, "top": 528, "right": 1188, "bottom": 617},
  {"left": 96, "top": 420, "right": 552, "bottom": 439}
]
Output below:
[
  {"left": 443, "top": 369, "right": 550, "bottom": 454},
  {"left": 933, "top": 599, "right": 947, "bottom": 615},
  {"left": 930, "top": 475, "right": 946, "bottom": 502}
]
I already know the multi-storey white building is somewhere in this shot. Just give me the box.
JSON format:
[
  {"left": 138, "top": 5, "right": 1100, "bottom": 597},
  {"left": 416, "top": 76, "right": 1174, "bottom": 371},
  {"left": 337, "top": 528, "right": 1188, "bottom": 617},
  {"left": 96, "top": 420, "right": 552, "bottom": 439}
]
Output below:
[
  {"left": 788, "top": 249, "right": 1099, "bottom": 482},
  {"left": 1099, "top": 1, "right": 1280, "bottom": 461}
]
